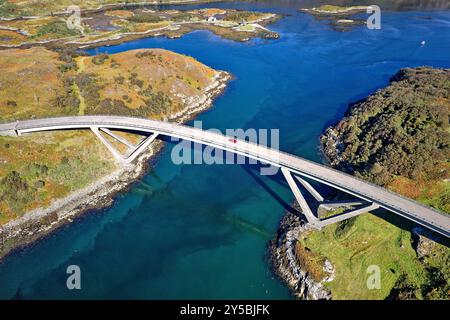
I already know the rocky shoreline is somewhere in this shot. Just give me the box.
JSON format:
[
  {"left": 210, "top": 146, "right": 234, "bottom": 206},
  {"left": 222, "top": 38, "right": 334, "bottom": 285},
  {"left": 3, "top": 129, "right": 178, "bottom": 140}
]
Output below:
[
  {"left": 0, "top": 70, "right": 231, "bottom": 262},
  {"left": 272, "top": 67, "right": 450, "bottom": 300},
  {"left": 268, "top": 208, "right": 333, "bottom": 300}
]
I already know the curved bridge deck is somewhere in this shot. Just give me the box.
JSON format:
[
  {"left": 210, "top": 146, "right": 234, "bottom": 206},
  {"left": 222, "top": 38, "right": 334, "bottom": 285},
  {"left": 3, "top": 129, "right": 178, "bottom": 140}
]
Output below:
[{"left": 1, "top": 115, "right": 449, "bottom": 238}]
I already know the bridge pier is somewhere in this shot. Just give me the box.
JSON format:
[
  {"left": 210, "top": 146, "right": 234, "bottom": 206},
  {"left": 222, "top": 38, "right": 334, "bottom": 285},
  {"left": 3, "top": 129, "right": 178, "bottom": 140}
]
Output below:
[
  {"left": 294, "top": 176, "right": 324, "bottom": 202},
  {"left": 282, "top": 167, "right": 381, "bottom": 229},
  {"left": 281, "top": 167, "right": 320, "bottom": 227},
  {"left": 0, "top": 121, "right": 19, "bottom": 137},
  {"left": 124, "top": 132, "right": 159, "bottom": 163},
  {"left": 91, "top": 127, "right": 158, "bottom": 164},
  {"left": 0, "top": 130, "right": 18, "bottom": 137},
  {"left": 318, "top": 200, "right": 367, "bottom": 211},
  {"left": 0, "top": 116, "right": 448, "bottom": 237},
  {"left": 91, "top": 127, "right": 125, "bottom": 163},
  {"left": 317, "top": 203, "right": 380, "bottom": 227},
  {"left": 100, "top": 128, "right": 136, "bottom": 149}
]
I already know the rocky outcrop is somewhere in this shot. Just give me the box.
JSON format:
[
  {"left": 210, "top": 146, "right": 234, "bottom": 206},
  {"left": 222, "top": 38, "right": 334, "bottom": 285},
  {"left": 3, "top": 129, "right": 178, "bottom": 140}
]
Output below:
[
  {"left": 412, "top": 227, "right": 441, "bottom": 258},
  {"left": 170, "top": 71, "right": 231, "bottom": 122},
  {"left": 269, "top": 211, "right": 333, "bottom": 300}
]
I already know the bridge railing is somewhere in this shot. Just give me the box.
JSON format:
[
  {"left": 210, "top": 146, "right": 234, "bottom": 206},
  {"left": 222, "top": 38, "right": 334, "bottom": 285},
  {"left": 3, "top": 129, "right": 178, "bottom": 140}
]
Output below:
[
  {"left": 2, "top": 116, "right": 449, "bottom": 228},
  {"left": 169, "top": 121, "right": 450, "bottom": 223}
]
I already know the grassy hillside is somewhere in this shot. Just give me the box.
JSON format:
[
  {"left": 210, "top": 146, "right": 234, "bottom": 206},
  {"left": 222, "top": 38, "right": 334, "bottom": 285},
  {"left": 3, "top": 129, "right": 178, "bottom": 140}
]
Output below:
[
  {"left": 298, "top": 213, "right": 448, "bottom": 299},
  {"left": 0, "top": 46, "right": 223, "bottom": 223},
  {"left": 307, "top": 67, "right": 450, "bottom": 300}
]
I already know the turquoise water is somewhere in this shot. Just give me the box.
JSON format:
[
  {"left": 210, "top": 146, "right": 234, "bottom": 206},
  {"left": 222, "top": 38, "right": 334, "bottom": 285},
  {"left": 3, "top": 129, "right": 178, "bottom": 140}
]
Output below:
[{"left": 1, "top": 2, "right": 449, "bottom": 299}]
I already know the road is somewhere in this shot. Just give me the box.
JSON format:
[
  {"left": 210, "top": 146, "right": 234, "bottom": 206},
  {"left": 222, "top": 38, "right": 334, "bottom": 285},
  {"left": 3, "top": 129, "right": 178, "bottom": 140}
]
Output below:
[{"left": 1, "top": 115, "right": 449, "bottom": 237}]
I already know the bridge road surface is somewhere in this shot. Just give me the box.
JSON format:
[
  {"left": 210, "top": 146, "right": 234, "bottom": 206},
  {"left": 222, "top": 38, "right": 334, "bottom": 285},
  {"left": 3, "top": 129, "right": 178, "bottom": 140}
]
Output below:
[{"left": 0, "top": 115, "right": 449, "bottom": 238}]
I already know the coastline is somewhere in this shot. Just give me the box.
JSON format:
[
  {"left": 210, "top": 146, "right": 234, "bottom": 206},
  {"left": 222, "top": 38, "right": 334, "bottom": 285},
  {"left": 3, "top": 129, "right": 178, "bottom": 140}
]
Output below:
[
  {"left": 0, "top": 5, "right": 281, "bottom": 50},
  {"left": 0, "top": 19, "right": 281, "bottom": 51},
  {"left": 268, "top": 207, "right": 333, "bottom": 300},
  {"left": 0, "top": 70, "right": 231, "bottom": 262},
  {"left": 270, "top": 66, "right": 450, "bottom": 300}
]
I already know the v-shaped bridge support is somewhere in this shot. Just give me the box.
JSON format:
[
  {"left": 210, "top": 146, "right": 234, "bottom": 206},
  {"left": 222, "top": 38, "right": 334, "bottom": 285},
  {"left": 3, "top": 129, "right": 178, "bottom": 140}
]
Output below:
[
  {"left": 91, "top": 127, "right": 158, "bottom": 164},
  {"left": 281, "top": 167, "right": 320, "bottom": 226},
  {"left": 281, "top": 167, "right": 379, "bottom": 229}
]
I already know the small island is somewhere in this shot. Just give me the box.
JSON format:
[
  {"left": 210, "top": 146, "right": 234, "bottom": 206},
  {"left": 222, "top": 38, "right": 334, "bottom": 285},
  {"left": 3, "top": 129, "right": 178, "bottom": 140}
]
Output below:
[
  {"left": 271, "top": 67, "right": 450, "bottom": 300},
  {"left": 300, "top": 5, "right": 368, "bottom": 31}
]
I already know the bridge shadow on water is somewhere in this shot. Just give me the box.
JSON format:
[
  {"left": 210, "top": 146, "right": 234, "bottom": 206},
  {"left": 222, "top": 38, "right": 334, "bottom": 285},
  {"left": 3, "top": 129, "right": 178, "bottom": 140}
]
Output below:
[
  {"left": 241, "top": 164, "right": 298, "bottom": 216},
  {"left": 241, "top": 164, "right": 333, "bottom": 221},
  {"left": 99, "top": 133, "right": 448, "bottom": 246},
  {"left": 242, "top": 165, "right": 450, "bottom": 248}
]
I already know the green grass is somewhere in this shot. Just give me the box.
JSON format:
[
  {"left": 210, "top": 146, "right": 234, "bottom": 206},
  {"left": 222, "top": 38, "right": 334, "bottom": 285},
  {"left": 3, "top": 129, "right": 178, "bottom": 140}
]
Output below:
[
  {"left": 418, "top": 181, "right": 450, "bottom": 214},
  {"left": 34, "top": 20, "right": 80, "bottom": 39},
  {"left": 300, "top": 214, "right": 429, "bottom": 299},
  {"left": 235, "top": 24, "right": 256, "bottom": 32},
  {"left": 319, "top": 207, "right": 346, "bottom": 219},
  {"left": 317, "top": 5, "right": 347, "bottom": 12},
  {"left": 315, "top": 5, "right": 365, "bottom": 12},
  {"left": 0, "top": 0, "right": 18, "bottom": 17}
]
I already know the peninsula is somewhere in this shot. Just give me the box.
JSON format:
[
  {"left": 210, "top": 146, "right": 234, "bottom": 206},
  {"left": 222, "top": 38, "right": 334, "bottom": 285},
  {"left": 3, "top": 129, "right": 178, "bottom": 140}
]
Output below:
[
  {"left": 0, "top": 46, "right": 230, "bottom": 259},
  {"left": 271, "top": 67, "right": 450, "bottom": 300}
]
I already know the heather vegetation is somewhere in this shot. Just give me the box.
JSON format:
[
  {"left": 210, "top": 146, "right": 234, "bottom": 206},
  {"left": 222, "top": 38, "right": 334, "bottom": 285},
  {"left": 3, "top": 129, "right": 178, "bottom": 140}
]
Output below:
[
  {"left": 310, "top": 67, "right": 450, "bottom": 300},
  {"left": 34, "top": 20, "right": 80, "bottom": 38},
  {"left": 0, "top": 47, "right": 222, "bottom": 224},
  {"left": 0, "top": 0, "right": 19, "bottom": 17},
  {"left": 0, "top": 6, "right": 279, "bottom": 47},
  {"left": 322, "top": 67, "right": 450, "bottom": 212}
]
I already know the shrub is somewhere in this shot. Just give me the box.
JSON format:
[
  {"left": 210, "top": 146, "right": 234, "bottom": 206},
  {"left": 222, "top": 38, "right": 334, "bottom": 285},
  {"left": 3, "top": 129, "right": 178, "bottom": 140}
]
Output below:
[
  {"left": 110, "top": 59, "right": 120, "bottom": 68},
  {"left": 0, "top": 0, "right": 19, "bottom": 17},
  {"left": 135, "top": 51, "right": 156, "bottom": 59},
  {"left": 172, "top": 13, "right": 194, "bottom": 22},
  {"left": 0, "top": 171, "right": 35, "bottom": 213},
  {"left": 129, "top": 73, "right": 144, "bottom": 88},
  {"left": 34, "top": 180, "right": 45, "bottom": 188},
  {"left": 92, "top": 53, "right": 109, "bottom": 65},
  {"left": 75, "top": 73, "right": 103, "bottom": 108},
  {"left": 114, "top": 75, "right": 125, "bottom": 84},
  {"left": 53, "top": 77, "right": 80, "bottom": 111},
  {"left": 322, "top": 68, "right": 450, "bottom": 187},
  {"left": 225, "top": 11, "right": 254, "bottom": 22},
  {"left": 58, "top": 61, "right": 77, "bottom": 73},
  {"left": 35, "top": 21, "right": 80, "bottom": 38},
  {"left": 6, "top": 100, "right": 17, "bottom": 107}
]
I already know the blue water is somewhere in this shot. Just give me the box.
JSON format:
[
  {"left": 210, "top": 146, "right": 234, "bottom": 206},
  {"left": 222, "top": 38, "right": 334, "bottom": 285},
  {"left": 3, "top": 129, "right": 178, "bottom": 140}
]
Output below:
[{"left": 0, "top": 2, "right": 449, "bottom": 299}]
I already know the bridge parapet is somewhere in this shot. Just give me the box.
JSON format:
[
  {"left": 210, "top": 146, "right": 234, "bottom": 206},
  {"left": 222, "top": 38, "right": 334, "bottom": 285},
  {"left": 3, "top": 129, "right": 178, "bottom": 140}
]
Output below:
[{"left": 0, "top": 116, "right": 448, "bottom": 238}]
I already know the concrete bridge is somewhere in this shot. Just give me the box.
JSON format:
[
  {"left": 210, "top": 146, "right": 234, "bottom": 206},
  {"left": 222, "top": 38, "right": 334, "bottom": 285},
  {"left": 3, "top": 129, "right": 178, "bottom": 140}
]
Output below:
[{"left": 1, "top": 115, "right": 449, "bottom": 238}]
